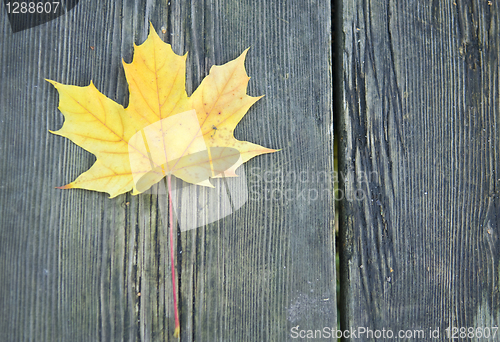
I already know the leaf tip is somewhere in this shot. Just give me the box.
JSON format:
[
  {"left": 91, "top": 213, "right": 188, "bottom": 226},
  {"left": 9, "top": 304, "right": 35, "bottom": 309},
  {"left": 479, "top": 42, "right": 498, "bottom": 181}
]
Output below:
[
  {"left": 55, "top": 183, "right": 74, "bottom": 190},
  {"left": 148, "top": 21, "right": 155, "bottom": 32},
  {"left": 173, "top": 327, "right": 180, "bottom": 338},
  {"left": 45, "top": 79, "right": 58, "bottom": 87},
  {"left": 266, "top": 147, "right": 281, "bottom": 154},
  {"left": 147, "top": 21, "right": 161, "bottom": 41},
  {"left": 239, "top": 47, "right": 251, "bottom": 61}
]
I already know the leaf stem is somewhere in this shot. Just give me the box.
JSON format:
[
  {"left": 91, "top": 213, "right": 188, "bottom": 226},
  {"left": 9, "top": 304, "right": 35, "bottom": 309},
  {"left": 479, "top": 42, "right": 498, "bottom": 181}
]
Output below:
[{"left": 167, "top": 174, "right": 180, "bottom": 338}]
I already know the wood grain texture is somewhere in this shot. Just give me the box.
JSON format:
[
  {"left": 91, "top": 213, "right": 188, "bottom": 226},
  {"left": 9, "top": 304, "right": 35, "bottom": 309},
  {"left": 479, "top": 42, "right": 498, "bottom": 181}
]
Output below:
[
  {"left": 0, "top": 0, "right": 334, "bottom": 341},
  {"left": 340, "top": 0, "right": 500, "bottom": 339}
]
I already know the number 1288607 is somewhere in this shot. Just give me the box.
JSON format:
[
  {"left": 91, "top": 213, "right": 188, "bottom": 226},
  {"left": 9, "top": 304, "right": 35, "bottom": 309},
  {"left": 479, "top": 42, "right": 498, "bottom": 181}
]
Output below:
[{"left": 5, "top": 2, "right": 60, "bottom": 14}]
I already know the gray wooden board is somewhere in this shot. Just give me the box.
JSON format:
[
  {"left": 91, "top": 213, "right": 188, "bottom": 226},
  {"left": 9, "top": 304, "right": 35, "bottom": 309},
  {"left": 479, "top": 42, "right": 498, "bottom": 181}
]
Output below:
[
  {"left": 0, "top": 0, "right": 334, "bottom": 341},
  {"left": 340, "top": 0, "right": 500, "bottom": 340}
]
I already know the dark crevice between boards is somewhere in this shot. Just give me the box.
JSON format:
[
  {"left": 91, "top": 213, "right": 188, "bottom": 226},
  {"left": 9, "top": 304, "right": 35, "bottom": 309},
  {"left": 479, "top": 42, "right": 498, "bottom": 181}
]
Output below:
[{"left": 332, "top": 0, "right": 345, "bottom": 340}]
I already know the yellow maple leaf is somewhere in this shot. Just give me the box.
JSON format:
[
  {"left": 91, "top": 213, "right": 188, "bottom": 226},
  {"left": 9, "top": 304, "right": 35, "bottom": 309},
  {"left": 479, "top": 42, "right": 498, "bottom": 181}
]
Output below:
[{"left": 48, "top": 23, "right": 276, "bottom": 198}]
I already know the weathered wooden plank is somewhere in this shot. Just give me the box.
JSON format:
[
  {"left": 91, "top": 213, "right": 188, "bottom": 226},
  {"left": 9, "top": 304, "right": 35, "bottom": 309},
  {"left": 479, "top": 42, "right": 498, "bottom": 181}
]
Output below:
[
  {"left": 0, "top": 0, "right": 334, "bottom": 341},
  {"left": 340, "top": 0, "right": 500, "bottom": 340}
]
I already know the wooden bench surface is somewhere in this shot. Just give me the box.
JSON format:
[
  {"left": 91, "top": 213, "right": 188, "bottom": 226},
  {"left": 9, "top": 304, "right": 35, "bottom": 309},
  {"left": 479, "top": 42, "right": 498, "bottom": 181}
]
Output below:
[
  {"left": 2, "top": 0, "right": 500, "bottom": 341},
  {"left": 340, "top": 0, "right": 500, "bottom": 339},
  {"left": 0, "top": 1, "right": 334, "bottom": 341}
]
